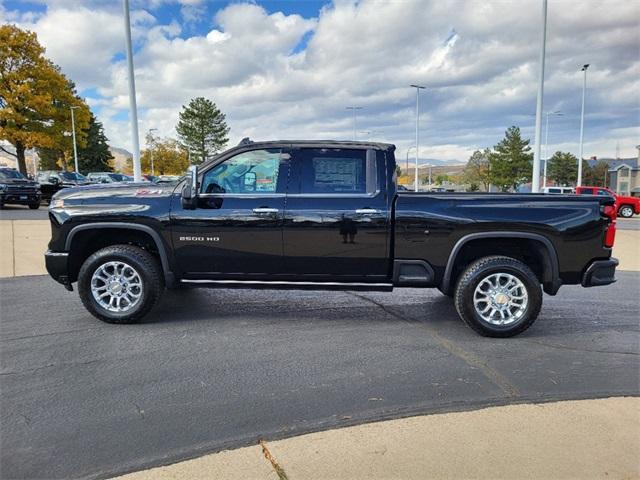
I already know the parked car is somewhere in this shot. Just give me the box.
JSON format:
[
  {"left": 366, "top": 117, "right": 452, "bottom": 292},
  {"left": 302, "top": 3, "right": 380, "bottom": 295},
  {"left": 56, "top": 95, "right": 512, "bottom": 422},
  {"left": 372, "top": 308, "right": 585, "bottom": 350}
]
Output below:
[
  {"left": 45, "top": 140, "right": 618, "bottom": 337},
  {"left": 36, "top": 171, "right": 92, "bottom": 202},
  {"left": 0, "top": 167, "right": 41, "bottom": 209},
  {"left": 156, "top": 175, "right": 182, "bottom": 184},
  {"left": 542, "top": 187, "right": 574, "bottom": 194},
  {"left": 142, "top": 174, "right": 158, "bottom": 183},
  {"left": 86, "top": 172, "right": 134, "bottom": 184},
  {"left": 575, "top": 186, "right": 640, "bottom": 218}
]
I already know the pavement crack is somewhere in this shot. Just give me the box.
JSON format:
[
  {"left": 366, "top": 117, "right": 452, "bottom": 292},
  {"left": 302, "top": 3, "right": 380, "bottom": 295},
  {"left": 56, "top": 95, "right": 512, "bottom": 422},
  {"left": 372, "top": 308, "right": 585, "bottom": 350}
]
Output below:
[
  {"left": 349, "top": 292, "right": 521, "bottom": 398},
  {"left": 259, "top": 439, "right": 289, "bottom": 480}
]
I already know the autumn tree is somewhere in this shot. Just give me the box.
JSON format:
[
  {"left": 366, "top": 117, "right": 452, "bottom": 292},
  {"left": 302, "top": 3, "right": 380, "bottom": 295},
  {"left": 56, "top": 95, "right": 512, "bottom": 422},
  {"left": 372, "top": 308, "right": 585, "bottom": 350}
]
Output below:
[
  {"left": 176, "top": 97, "right": 229, "bottom": 165},
  {"left": 488, "top": 126, "right": 533, "bottom": 191},
  {"left": 462, "top": 149, "right": 491, "bottom": 191},
  {"left": 583, "top": 160, "right": 609, "bottom": 187},
  {"left": 141, "top": 138, "right": 189, "bottom": 176},
  {"left": 0, "top": 25, "right": 90, "bottom": 174},
  {"left": 547, "top": 151, "right": 578, "bottom": 186}
]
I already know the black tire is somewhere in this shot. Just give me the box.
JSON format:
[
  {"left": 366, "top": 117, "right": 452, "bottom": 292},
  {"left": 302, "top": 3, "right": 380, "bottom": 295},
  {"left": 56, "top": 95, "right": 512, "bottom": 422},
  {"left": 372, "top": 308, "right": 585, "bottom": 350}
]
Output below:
[
  {"left": 28, "top": 202, "right": 40, "bottom": 210},
  {"left": 618, "top": 205, "right": 634, "bottom": 218},
  {"left": 454, "top": 256, "right": 542, "bottom": 338},
  {"left": 78, "top": 244, "right": 164, "bottom": 324}
]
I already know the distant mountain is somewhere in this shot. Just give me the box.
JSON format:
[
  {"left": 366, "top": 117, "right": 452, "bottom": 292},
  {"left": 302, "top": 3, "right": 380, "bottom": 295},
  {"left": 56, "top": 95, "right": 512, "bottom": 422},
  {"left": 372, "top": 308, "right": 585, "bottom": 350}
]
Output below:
[{"left": 109, "top": 146, "right": 132, "bottom": 173}]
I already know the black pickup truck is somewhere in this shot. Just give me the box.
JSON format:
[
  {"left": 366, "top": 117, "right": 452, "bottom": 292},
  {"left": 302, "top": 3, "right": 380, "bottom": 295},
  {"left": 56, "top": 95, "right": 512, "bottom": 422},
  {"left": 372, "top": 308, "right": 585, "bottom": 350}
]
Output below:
[{"left": 45, "top": 141, "right": 619, "bottom": 337}]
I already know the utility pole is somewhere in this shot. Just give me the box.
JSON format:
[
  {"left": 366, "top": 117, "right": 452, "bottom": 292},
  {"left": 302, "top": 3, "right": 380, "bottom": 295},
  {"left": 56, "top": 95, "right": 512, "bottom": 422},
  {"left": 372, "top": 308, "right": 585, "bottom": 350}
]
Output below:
[
  {"left": 531, "top": 0, "right": 548, "bottom": 193},
  {"left": 70, "top": 106, "right": 79, "bottom": 173},
  {"left": 542, "top": 111, "right": 562, "bottom": 187},
  {"left": 577, "top": 64, "right": 589, "bottom": 187},
  {"left": 147, "top": 128, "right": 158, "bottom": 176},
  {"left": 123, "top": 0, "right": 141, "bottom": 182},
  {"left": 346, "top": 106, "right": 363, "bottom": 140},
  {"left": 410, "top": 84, "right": 426, "bottom": 192}
]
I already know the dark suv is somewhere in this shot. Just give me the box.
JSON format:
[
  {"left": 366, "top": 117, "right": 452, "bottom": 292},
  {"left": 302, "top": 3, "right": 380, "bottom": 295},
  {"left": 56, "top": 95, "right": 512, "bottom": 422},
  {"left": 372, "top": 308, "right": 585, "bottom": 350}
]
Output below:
[
  {"left": 0, "top": 167, "right": 41, "bottom": 209},
  {"left": 36, "top": 171, "right": 92, "bottom": 202}
]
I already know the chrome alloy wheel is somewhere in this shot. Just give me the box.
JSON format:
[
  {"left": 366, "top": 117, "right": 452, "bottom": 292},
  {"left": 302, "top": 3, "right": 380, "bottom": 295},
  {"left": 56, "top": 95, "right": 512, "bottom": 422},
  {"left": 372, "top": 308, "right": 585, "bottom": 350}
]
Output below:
[
  {"left": 473, "top": 273, "right": 528, "bottom": 326},
  {"left": 91, "top": 261, "right": 143, "bottom": 313}
]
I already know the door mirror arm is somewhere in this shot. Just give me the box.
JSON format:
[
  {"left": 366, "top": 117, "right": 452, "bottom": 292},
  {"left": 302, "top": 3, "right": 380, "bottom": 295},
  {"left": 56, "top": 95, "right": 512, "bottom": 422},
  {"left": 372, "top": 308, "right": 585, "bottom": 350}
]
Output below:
[{"left": 181, "top": 165, "right": 198, "bottom": 209}]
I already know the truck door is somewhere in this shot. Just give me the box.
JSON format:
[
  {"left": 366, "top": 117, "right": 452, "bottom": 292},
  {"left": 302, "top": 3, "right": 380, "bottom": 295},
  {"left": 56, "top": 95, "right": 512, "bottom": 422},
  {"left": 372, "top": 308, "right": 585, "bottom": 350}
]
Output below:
[
  {"left": 170, "top": 148, "right": 289, "bottom": 278},
  {"left": 282, "top": 147, "right": 390, "bottom": 281}
]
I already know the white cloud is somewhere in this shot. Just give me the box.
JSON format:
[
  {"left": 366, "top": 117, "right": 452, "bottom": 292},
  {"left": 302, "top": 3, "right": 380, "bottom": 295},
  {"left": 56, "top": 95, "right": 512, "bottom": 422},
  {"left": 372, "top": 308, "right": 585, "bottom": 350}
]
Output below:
[{"left": 3, "top": 0, "right": 639, "bottom": 162}]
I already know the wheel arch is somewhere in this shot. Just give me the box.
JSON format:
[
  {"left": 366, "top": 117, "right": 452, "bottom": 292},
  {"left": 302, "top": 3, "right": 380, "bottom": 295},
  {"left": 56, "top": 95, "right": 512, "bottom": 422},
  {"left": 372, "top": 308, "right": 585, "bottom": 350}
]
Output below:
[
  {"left": 440, "top": 232, "right": 561, "bottom": 296},
  {"left": 65, "top": 223, "right": 175, "bottom": 286}
]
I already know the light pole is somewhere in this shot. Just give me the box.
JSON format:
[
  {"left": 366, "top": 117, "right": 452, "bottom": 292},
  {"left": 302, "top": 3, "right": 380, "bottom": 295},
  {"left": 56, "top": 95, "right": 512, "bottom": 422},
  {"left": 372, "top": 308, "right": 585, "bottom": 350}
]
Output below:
[
  {"left": 123, "top": 0, "right": 141, "bottom": 182},
  {"left": 577, "top": 64, "right": 589, "bottom": 187},
  {"left": 410, "top": 84, "right": 426, "bottom": 192},
  {"left": 147, "top": 128, "right": 158, "bottom": 176},
  {"left": 531, "top": 0, "right": 548, "bottom": 193},
  {"left": 346, "top": 106, "right": 363, "bottom": 140},
  {"left": 542, "top": 111, "right": 562, "bottom": 187},
  {"left": 406, "top": 146, "right": 416, "bottom": 174},
  {"left": 70, "top": 106, "right": 79, "bottom": 173}
]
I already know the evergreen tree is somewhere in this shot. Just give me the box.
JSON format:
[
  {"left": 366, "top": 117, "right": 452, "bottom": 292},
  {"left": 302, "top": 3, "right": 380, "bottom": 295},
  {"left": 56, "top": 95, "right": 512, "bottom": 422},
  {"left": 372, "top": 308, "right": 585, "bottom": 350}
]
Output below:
[
  {"left": 77, "top": 114, "right": 113, "bottom": 174},
  {"left": 36, "top": 147, "right": 64, "bottom": 170},
  {"left": 547, "top": 151, "right": 578, "bottom": 186},
  {"left": 176, "top": 97, "right": 229, "bottom": 165},
  {"left": 488, "top": 126, "right": 533, "bottom": 191}
]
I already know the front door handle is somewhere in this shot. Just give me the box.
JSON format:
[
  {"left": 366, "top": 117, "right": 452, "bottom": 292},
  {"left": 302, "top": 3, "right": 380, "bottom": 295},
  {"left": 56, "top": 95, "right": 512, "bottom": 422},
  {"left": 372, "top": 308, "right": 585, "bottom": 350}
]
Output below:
[
  {"left": 355, "top": 208, "right": 380, "bottom": 214},
  {"left": 253, "top": 207, "right": 279, "bottom": 214}
]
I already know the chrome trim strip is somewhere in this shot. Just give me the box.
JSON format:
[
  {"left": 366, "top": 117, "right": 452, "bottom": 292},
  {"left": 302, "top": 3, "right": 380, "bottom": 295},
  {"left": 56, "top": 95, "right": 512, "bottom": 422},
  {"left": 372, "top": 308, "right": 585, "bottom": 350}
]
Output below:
[{"left": 180, "top": 279, "right": 393, "bottom": 287}]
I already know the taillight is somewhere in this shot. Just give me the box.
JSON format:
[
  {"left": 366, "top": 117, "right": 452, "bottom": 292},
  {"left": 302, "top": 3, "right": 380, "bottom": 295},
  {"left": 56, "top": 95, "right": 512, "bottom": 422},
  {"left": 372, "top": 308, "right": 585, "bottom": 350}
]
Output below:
[{"left": 603, "top": 205, "right": 617, "bottom": 248}]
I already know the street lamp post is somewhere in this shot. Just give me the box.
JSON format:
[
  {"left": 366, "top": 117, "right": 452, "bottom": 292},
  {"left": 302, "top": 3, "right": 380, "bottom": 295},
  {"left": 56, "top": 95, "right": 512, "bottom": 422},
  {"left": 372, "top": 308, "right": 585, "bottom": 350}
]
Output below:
[
  {"left": 70, "top": 106, "right": 79, "bottom": 173},
  {"left": 406, "top": 146, "right": 415, "bottom": 174},
  {"left": 531, "top": 0, "right": 548, "bottom": 193},
  {"left": 577, "top": 64, "right": 590, "bottom": 187},
  {"left": 542, "top": 111, "right": 562, "bottom": 187},
  {"left": 346, "top": 106, "right": 363, "bottom": 140},
  {"left": 123, "top": 0, "right": 142, "bottom": 182},
  {"left": 147, "top": 128, "right": 158, "bottom": 176},
  {"left": 410, "top": 84, "right": 426, "bottom": 192}
]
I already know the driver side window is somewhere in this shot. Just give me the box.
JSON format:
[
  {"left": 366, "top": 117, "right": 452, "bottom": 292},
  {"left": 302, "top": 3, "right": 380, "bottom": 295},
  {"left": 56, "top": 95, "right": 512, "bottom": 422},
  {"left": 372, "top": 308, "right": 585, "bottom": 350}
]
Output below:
[{"left": 201, "top": 149, "right": 282, "bottom": 194}]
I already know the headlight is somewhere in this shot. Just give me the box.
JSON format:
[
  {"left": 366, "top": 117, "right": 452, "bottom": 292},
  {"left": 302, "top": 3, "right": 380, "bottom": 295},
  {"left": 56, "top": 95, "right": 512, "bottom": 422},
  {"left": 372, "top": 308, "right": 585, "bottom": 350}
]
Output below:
[
  {"left": 50, "top": 199, "right": 65, "bottom": 209},
  {"left": 0, "top": 183, "right": 7, "bottom": 192}
]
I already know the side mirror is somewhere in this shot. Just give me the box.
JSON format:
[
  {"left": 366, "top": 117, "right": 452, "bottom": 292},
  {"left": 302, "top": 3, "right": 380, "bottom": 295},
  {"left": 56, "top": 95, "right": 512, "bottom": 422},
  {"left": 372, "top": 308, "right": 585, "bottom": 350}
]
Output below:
[
  {"left": 243, "top": 172, "right": 257, "bottom": 191},
  {"left": 181, "top": 165, "right": 198, "bottom": 209},
  {"left": 49, "top": 176, "right": 59, "bottom": 185}
]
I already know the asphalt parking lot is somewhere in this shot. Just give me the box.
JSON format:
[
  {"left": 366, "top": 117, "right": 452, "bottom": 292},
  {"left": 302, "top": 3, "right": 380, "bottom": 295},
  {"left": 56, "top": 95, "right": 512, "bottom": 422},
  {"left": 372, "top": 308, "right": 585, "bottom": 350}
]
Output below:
[{"left": 1, "top": 272, "right": 638, "bottom": 479}]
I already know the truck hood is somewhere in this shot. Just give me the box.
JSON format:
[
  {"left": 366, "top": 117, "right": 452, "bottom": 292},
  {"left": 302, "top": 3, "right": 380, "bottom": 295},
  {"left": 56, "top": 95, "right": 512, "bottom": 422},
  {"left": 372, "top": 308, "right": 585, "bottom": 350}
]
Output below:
[
  {"left": 53, "top": 182, "right": 178, "bottom": 201},
  {"left": 1, "top": 178, "right": 39, "bottom": 188}
]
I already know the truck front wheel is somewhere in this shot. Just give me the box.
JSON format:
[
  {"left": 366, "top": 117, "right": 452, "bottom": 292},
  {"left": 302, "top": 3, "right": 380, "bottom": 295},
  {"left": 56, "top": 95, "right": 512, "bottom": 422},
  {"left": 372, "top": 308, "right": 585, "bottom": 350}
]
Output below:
[
  {"left": 454, "top": 256, "right": 542, "bottom": 337},
  {"left": 78, "top": 245, "right": 164, "bottom": 324}
]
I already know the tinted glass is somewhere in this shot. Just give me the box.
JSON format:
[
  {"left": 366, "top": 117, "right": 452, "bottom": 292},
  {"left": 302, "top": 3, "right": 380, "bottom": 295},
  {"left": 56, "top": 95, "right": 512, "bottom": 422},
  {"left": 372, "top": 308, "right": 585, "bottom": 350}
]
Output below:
[
  {"left": 296, "top": 148, "right": 375, "bottom": 194},
  {"left": 578, "top": 188, "right": 594, "bottom": 195},
  {"left": 0, "top": 169, "right": 25, "bottom": 180},
  {"left": 201, "top": 149, "right": 282, "bottom": 194},
  {"left": 597, "top": 189, "right": 610, "bottom": 196}
]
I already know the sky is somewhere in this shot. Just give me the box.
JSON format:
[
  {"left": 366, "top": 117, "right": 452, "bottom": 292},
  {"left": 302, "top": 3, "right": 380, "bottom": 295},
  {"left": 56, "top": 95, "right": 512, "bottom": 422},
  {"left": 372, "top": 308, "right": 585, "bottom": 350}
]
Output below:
[{"left": 2, "top": 0, "right": 639, "bottom": 163}]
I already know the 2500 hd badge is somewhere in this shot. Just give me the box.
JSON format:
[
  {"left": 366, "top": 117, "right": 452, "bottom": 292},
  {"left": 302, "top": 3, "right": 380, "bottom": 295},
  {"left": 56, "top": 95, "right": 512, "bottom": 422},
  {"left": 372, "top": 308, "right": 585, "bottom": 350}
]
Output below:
[{"left": 45, "top": 140, "right": 618, "bottom": 338}]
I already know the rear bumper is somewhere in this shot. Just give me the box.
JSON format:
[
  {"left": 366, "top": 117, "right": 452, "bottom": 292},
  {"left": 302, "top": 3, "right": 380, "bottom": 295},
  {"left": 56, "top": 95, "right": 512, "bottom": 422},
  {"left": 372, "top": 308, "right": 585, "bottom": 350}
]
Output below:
[
  {"left": 45, "top": 250, "right": 73, "bottom": 290},
  {"left": 582, "top": 258, "right": 618, "bottom": 287}
]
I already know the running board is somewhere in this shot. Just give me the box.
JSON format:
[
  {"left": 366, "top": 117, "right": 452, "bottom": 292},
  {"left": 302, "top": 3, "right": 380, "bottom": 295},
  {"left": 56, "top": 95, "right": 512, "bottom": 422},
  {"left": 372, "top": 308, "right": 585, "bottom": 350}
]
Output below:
[{"left": 180, "top": 279, "right": 393, "bottom": 291}]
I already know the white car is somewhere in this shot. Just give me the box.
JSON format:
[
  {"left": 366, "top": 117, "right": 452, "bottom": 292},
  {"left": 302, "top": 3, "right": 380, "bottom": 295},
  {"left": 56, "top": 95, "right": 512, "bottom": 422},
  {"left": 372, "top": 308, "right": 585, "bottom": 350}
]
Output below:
[{"left": 542, "top": 187, "right": 574, "bottom": 194}]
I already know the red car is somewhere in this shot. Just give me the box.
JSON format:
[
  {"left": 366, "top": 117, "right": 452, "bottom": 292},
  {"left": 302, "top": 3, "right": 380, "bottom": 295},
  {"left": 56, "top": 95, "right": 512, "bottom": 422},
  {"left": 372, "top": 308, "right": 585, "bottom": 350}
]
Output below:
[{"left": 575, "top": 186, "right": 640, "bottom": 218}]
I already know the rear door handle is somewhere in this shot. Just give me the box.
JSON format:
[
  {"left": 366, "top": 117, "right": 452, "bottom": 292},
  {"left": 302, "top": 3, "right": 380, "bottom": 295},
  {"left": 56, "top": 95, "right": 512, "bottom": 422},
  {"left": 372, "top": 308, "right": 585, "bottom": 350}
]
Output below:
[
  {"left": 355, "top": 208, "right": 380, "bottom": 214},
  {"left": 252, "top": 207, "right": 279, "bottom": 214}
]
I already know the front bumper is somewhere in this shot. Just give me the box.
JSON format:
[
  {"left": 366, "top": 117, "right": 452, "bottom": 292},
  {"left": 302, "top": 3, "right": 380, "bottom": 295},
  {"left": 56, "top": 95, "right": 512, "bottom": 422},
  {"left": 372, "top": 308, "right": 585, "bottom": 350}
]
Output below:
[
  {"left": 45, "top": 250, "right": 73, "bottom": 290},
  {"left": 0, "top": 192, "right": 41, "bottom": 205},
  {"left": 582, "top": 258, "right": 618, "bottom": 287}
]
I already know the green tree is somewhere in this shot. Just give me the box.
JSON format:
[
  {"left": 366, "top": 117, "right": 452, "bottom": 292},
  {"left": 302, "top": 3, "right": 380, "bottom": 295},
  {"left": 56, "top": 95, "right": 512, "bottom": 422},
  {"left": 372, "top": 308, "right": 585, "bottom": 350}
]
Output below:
[
  {"left": 141, "top": 138, "right": 189, "bottom": 176},
  {"left": 36, "top": 147, "right": 62, "bottom": 170},
  {"left": 462, "top": 149, "right": 491, "bottom": 191},
  {"left": 176, "top": 97, "right": 229, "bottom": 165},
  {"left": 0, "top": 25, "right": 90, "bottom": 174},
  {"left": 488, "top": 126, "right": 533, "bottom": 191},
  {"left": 547, "top": 151, "right": 578, "bottom": 186},
  {"left": 435, "top": 174, "right": 450, "bottom": 185},
  {"left": 77, "top": 114, "right": 113, "bottom": 174},
  {"left": 583, "top": 160, "right": 609, "bottom": 187}
]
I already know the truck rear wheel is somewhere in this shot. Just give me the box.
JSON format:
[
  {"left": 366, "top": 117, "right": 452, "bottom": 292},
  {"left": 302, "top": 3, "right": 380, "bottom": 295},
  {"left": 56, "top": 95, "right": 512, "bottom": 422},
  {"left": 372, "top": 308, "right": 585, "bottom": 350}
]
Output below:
[
  {"left": 78, "top": 245, "right": 164, "bottom": 324},
  {"left": 454, "top": 256, "right": 542, "bottom": 337}
]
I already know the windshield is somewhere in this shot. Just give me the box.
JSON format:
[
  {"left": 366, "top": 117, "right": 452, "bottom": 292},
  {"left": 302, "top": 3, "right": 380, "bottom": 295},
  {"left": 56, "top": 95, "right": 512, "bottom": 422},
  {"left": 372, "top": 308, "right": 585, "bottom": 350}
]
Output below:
[
  {"left": 0, "top": 169, "right": 26, "bottom": 180},
  {"left": 59, "top": 172, "right": 87, "bottom": 181},
  {"left": 107, "top": 173, "right": 132, "bottom": 181}
]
